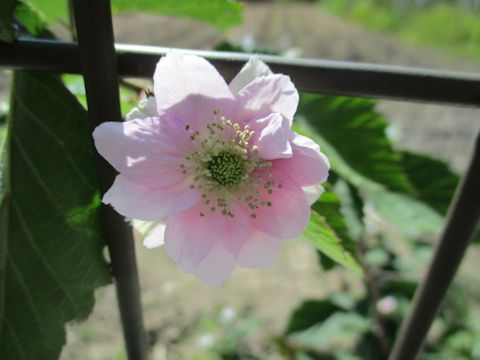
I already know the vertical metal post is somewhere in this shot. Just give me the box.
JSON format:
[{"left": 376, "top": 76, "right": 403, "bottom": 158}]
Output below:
[
  {"left": 388, "top": 130, "right": 480, "bottom": 360},
  {"left": 71, "top": 1, "right": 148, "bottom": 359}
]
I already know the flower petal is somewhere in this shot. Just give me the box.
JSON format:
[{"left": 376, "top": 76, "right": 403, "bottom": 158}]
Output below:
[
  {"left": 251, "top": 113, "right": 292, "bottom": 160},
  {"left": 103, "top": 175, "right": 201, "bottom": 221},
  {"left": 93, "top": 118, "right": 195, "bottom": 189},
  {"left": 133, "top": 220, "right": 166, "bottom": 248},
  {"left": 164, "top": 202, "right": 249, "bottom": 274},
  {"left": 275, "top": 133, "right": 330, "bottom": 186},
  {"left": 153, "top": 52, "right": 234, "bottom": 113},
  {"left": 125, "top": 97, "right": 158, "bottom": 121},
  {"left": 229, "top": 55, "right": 272, "bottom": 94},
  {"left": 302, "top": 184, "right": 325, "bottom": 205},
  {"left": 252, "top": 167, "right": 310, "bottom": 239},
  {"left": 192, "top": 240, "right": 237, "bottom": 287},
  {"left": 237, "top": 228, "right": 282, "bottom": 268},
  {"left": 237, "top": 74, "right": 299, "bottom": 123}
]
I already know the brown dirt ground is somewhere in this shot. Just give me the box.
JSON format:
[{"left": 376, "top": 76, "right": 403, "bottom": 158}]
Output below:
[{"left": 1, "top": 2, "right": 479, "bottom": 360}]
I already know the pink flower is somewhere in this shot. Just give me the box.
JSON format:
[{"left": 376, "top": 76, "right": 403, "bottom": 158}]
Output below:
[{"left": 93, "top": 53, "right": 329, "bottom": 286}]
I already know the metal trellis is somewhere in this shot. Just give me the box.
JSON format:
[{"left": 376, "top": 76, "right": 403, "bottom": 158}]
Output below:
[{"left": 1, "top": 1, "right": 479, "bottom": 359}]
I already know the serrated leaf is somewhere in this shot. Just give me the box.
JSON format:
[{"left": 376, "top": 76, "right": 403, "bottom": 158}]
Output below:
[
  {"left": 401, "top": 150, "right": 480, "bottom": 243},
  {"left": 304, "top": 187, "right": 363, "bottom": 275},
  {"left": 296, "top": 94, "right": 445, "bottom": 239},
  {"left": 0, "top": 0, "right": 16, "bottom": 42},
  {"left": 0, "top": 71, "right": 111, "bottom": 360},
  {"left": 296, "top": 94, "right": 414, "bottom": 194},
  {"left": 111, "top": 0, "right": 243, "bottom": 31},
  {"left": 401, "top": 151, "right": 459, "bottom": 215}
]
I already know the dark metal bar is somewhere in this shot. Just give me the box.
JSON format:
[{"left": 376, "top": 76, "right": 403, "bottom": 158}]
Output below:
[
  {"left": 71, "top": 1, "right": 148, "bottom": 360},
  {"left": 1, "top": 39, "right": 480, "bottom": 107},
  {"left": 388, "top": 130, "right": 480, "bottom": 360}
]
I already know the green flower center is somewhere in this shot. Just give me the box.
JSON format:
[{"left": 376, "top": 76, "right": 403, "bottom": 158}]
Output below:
[{"left": 206, "top": 151, "right": 245, "bottom": 187}]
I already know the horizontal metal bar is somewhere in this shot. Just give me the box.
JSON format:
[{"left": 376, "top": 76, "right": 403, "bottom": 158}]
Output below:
[{"left": 1, "top": 38, "right": 480, "bottom": 106}]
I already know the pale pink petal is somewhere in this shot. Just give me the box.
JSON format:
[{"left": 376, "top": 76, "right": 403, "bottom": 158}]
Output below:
[
  {"left": 251, "top": 113, "right": 292, "bottom": 160},
  {"left": 229, "top": 56, "right": 272, "bottom": 94},
  {"left": 193, "top": 240, "right": 237, "bottom": 287},
  {"left": 125, "top": 97, "right": 158, "bottom": 121},
  {"left": 302, "top": 184, "right": 325, "bottom": 205},
  {"left": 103, "top": 175, "right": 201, "bottom": 221},
  {"left": 153, "top": 52, "right": 234, "bottom": 113},
  {"left": 164, "top": 202, "right": 249, "bottom": 274},
  {"left": 237, "top": 228, "right": 282, "bottom": 268},
  {"left": 133, "top": 220, "right": 166, "bottom": 248},
  {"left": 93, "top": 118, "right": 195, "bottom": 189},
  {"left": 252, "top": 167, "right": 310, "bottom": 239},
  {"left": 275, "top": 133, "right": 330, "bottom": 186},
  {"left": 162, "top": 94, "right": 237, "bottom": 134},
  {"left": 237, "top": 74, "right": 299, "bottom": 123}
]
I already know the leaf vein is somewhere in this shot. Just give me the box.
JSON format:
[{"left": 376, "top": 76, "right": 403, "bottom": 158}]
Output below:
[
  {"left": 15, "top": 95, "right": 91, "bottom": 186},
  {"left": 11, "top": 197, "right": 80, "bottom": 315}
]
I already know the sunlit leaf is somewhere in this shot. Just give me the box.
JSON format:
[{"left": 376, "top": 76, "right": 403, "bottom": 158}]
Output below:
[
  {"left": 296, "top": 94, "right": 444, "bottom": 239},
  {"left": 21, "top": 0, "right": 67, "bottom": 24},
  {"left": 111, "top": 0, "right": 243, "bottom": 31},
  {"left": 0, "top": 71, "right": 111, "bottom": 360},
  {"left": 296, "top": 94, "right": 414, "bottom": 194},
  {"left": 15, "top": 1, "right": 53, "bottom": 38},
  {"left": 304, "top": 187, "right": 363, "bottom": 275}
]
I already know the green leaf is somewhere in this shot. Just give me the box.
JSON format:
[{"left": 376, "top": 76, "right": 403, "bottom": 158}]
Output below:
[
  {"left": 334, "top": 179, "right": 364, "bottom": 241},
  {"left": 286, "top": 300, "right": 343, "bottom": 334},
  {"left": 20, "top": 0, "right": 67, "bottom": 24},
  {"left": 14, "top": 1, "right": 52, "bottom": 38},
  {"left": 401, "top": 151, "right": 480, "bottom": 243},
  {"left": 365, "top": 187, "right": 444, "bottom": 238},
  {"left": 304, "top": 187, "right": 363, "bottom": 275},
  {"left": 296, "top": 94, "right": 445, "bottom": 239},
  {"left": 401, "top": 151, "right": 459, "bottom": 215},
  {"left": 296, "top": 94, "right": 414, "bottom": 194},
  {"left": 289, "top": 311, "right": 371, "bottom": 350},
  {"left": 0, "top": 71, "right": 111, "bottom": 360},
  {"left": 317, "top": 250, "right": 337, "bottom": 272},
  {"left": 0, "top": 0, "right": 16, "bottom": 42},
  {"left": 111, "top": 0, "right": 244, "bottom": 31}
]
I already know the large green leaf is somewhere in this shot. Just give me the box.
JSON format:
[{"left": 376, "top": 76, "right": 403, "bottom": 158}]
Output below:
[
  {"left": 111, "top": 0, "right": 243, "bottom": 31},
  {"left": 297, "top": 94, "right": 414, "bottom": 194},
  {"left": 304, "top": 187, "right": 363, "bottom": 275},
  {"left": 401, "top": 152, "right": 480, "bottom": 243},
  {"left": 296, "top": 94, "right": 444, "bottom": 239},
  {"left": 0, "top": 71, "right": 111, "bottom": 360},
  {"left": 401, "top": 151, "right": 459, "bottom": 215},
  {"left": 0, "top": 0, "right": 16, "bottom": 42}
]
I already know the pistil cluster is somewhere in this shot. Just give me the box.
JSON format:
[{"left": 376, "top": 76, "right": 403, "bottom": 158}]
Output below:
[{"left": 179, "top": 110, "right": 277, "bottom": 219}]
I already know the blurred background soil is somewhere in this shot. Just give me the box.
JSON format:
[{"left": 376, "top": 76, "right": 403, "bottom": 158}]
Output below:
[{"left": 1, "top": 2, "right": 480, "bottom": 359}]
